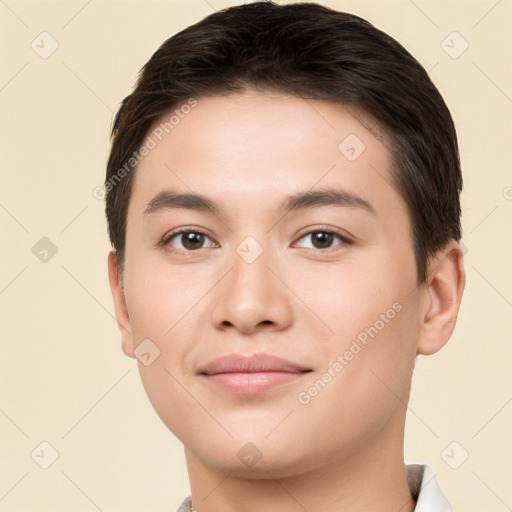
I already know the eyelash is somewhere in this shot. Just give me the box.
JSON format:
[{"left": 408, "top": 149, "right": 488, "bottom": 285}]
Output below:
[
  {"left": 295, "top": 225, "right": 353, "bottom": 250},
  {"left": 161, "top": 225, "right": 353, "bottom": 253},
  {"left": 161, "top": 227, "right": 218, "bottom": 252}
]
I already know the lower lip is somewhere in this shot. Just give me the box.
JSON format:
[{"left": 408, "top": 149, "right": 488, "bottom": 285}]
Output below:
[{"left": 202, "top": 372, "right": 306, "bottom": 395}]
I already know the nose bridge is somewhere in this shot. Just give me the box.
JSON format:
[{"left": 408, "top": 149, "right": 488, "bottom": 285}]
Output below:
[
  {"left": 232, "top": 236, "right": 273, "bottom": 294},
  {"left": 210, "top": 234, "right": 293, "bottom": 333}
]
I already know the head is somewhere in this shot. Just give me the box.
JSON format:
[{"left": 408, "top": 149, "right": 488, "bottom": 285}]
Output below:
[{"left": 106, "top": 2, "right": 465, "bottom": 477}]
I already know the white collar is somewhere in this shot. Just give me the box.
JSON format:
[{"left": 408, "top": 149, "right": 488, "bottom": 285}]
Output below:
[
  {"left": 407, "top": 464, "right": 453, "bottom": 512},
  {"left": 176, "top": 463, "right": 452, "bottom": 511}
]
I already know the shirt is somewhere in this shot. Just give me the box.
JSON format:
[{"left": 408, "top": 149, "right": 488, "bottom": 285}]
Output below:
[{"left": 175, "top": 464, "right": 452, "bottom": 512}]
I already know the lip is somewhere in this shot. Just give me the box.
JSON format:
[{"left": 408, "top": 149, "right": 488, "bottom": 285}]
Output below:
[{"left": 197, "top": 354, "right": 311, "bottom": 395}]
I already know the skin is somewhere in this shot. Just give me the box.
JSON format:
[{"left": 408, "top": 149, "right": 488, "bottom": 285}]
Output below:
[{"left": 108, "top": 89, "right": 465, "bottom": 512}]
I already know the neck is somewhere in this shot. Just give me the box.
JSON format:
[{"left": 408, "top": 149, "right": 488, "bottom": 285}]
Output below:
[{"left": 184, "top": 415, "right": 415, "bottom": 512}]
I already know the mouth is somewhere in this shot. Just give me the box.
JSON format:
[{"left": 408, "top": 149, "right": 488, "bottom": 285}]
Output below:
[{"left": 197, "top": 353, "right": 312, "bottom": 395}]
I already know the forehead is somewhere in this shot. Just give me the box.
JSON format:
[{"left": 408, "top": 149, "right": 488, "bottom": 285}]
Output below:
[{"left": 128, "top": 90, "right": 403, "bottom": 224}]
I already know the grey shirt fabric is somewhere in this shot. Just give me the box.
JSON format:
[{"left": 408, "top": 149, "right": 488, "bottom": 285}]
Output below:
[{"left": 176, "top": 464, "right": 452, "bottom": 512}]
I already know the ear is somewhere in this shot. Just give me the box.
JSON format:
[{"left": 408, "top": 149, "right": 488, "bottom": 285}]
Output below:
[
  {"left": 417, "top": 241, "right": 466, "bottom": 356},
  {"left": 108, "top": 250, "right": 135, "bottom": 359}
]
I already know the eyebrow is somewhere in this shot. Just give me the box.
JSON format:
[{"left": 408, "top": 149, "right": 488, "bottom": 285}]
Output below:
[{"left": 144, "top": 187, "right": 376, "bottom": 216}]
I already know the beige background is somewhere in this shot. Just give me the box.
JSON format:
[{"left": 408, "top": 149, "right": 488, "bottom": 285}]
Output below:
[{"left": 1, "top": 0, "right": 511, "bottom": 510}]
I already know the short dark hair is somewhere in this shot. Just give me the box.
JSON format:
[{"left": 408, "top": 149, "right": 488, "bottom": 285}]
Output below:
[{"left": 105, "top": 1, "right": 462, "bottom": 284}]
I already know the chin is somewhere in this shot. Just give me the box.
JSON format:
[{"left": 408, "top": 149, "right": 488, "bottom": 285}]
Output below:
[{"left": 185, "top": 433, "right": 323, "bottom": 480}]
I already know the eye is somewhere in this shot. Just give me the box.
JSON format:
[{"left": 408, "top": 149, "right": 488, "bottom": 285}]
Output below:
[
  {"left": 294, "top": 228, "right": 352, "bottom": 250},
  {"left": 163, "top": 229, "right": 217, "bottom": 251}
]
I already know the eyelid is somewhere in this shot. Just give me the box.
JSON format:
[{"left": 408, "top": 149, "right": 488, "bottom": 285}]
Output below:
[
  {"left": 293, "top": 225, "right": 354, "bottom": 245},
  {"left": 160, "top": 224, "right": 353, "bottom": 252},
  {"left": 161, "top": 226, "right": 218, "bottom": 248}
]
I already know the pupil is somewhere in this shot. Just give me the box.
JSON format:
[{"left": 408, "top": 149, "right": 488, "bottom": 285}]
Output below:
[
  {"left": 183, "top": 233, "right": 203, "bottom": 250},
  {"left": 313, "top": 232, "right": 332, "bottom": 249}
]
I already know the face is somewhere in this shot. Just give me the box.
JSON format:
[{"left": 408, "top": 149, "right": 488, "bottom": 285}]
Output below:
[{"left": 111, "top": 89, "right": 432, "bottom": 477}]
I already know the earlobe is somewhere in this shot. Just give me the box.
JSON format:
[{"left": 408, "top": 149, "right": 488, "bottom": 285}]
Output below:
[
  {"left": 107, "top": 250, "right": 135, "bottom": 359},
  {"left": 417, "top": 241, "right": 466, "bottom": 356}
]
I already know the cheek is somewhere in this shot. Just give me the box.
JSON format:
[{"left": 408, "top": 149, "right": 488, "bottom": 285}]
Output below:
[
  {"left": 294, "top": 248, "right": 420, "bottom": 415},
  {"left": 123, "top": 252, "right": 209, "bottom": 341},
  {"left": 291, "top": 246, "right": 414, "bottom": 339},
  {"left": 295, "top": 299, "right": 419, "bottom": 455},
  {"left": 121, "top": 255, "right": 218, "bottom": 435}
]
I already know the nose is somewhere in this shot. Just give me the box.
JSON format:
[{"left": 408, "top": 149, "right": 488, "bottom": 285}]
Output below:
[{"left": 210, "top": 243, "right": 294, "bottom": 335}]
